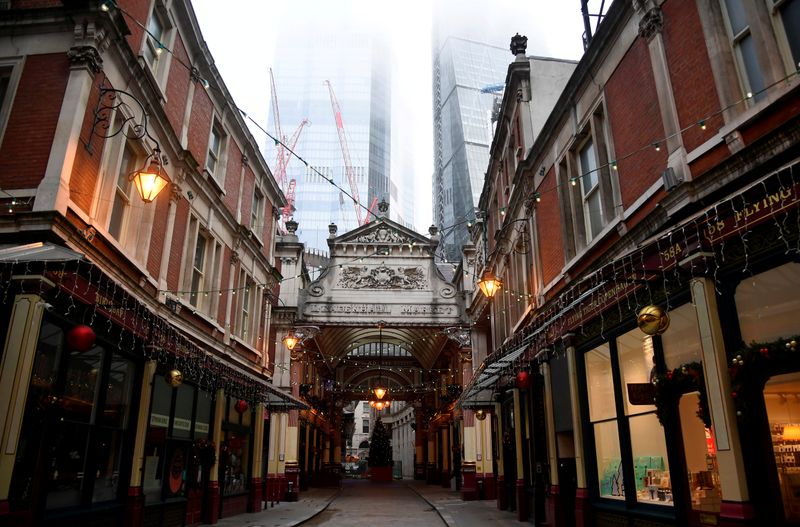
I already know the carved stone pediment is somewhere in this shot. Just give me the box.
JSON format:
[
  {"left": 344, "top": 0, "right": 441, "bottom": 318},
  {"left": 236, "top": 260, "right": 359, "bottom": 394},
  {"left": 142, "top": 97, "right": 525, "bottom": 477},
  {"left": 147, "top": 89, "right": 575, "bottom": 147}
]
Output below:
[{"left": 334, "top": 217, "right": 434, "bottom": 248}]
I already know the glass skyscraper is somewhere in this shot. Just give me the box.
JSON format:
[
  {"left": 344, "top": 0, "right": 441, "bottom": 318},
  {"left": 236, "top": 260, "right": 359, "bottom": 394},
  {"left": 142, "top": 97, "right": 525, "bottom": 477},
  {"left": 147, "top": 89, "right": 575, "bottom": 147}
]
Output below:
[
  {"left": 268, "top": 26, "right": 394, "bottom": 254},
  {"left": 432, "top": 34, "right": 511, "bottom": 261}
]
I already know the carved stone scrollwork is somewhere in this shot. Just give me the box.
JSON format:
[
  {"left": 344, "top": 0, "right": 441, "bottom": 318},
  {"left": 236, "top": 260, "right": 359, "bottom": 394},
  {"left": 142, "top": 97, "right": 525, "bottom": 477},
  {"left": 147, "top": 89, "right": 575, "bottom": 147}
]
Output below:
[
  {"left": 338, "top": 264, "right": 426, "bottom": 290},
  {"left": 459, "top": 349, "right": 473, "bottom": 364},
  {"left": 439, "top": 285, "right": 456, "bottom": 298},
  {"left": 68, "top": 46, "right": 103, "bottom": 74},
  {"left": 356, "top": 226, "right": 410, "bottom": 244},
  {"left": 444, "top": 327, "right": 471, "bottom": 348},
  {"left": 169, "top": 184, "right": 183, "bottom": 204},
  {"left": 307, "top": 283, "right": 325, "bottom": 297},
  {"left": 638, "top": 7, "right": 664, "bottom": 41},
  {"left": 230, "top": 250, "right": 240, "bottom": 265}
]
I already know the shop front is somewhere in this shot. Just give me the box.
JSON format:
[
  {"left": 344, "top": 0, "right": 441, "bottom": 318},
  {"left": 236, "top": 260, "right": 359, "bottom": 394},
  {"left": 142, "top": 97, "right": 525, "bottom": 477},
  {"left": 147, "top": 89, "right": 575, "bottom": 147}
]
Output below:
[
  {"left": 0, "top": 249, "right": 305, "bottom": 527},
  {"left": 724, "top": 260, "right": 800, "bottom": 526},
  {"left": 5, "top": 312, "right": 141, "bottom": 526},
  {"left": 142, "top": 374, "right": 215, "bottom": 526}
]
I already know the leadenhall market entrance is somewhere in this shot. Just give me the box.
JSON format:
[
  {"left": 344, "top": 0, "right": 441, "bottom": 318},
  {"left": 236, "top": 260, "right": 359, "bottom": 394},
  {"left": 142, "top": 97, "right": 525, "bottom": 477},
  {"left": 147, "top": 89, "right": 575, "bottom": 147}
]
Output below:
[{"left": 270, "top": 211, "right": 483, "bottom": 501}]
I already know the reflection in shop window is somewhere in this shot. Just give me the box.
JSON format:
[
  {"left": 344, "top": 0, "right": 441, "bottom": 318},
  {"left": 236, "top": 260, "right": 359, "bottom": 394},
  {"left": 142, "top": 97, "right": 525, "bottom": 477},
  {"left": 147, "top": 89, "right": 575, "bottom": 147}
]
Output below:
[{"left": 736, "top": 262, "right": 800, "bottom": 344}]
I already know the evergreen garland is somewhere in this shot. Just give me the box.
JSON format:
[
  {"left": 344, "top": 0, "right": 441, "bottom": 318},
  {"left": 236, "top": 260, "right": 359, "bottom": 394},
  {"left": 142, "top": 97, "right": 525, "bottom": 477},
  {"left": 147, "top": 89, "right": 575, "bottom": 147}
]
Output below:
[
  {"left": 652, "top": 361, "right": 711, "bottom": 428},
  {"left": 729, "top": 335, "right": 800, "bottom": 419},
  {"left": 368, "top": 419, "right": 393, "bottom": 467}
]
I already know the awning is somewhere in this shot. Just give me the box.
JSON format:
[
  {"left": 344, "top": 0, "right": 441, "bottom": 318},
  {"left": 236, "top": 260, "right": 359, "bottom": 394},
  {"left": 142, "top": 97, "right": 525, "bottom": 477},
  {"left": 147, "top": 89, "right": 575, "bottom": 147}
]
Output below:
[
  {"left": 263, "top": 384, "right": 308, "bottom": 410},
  {"left": 0, "top": 241, "right": 83, "bottom": 262},
  {"left": 0, "top": 242, "right": 306, "bottom": 409}
]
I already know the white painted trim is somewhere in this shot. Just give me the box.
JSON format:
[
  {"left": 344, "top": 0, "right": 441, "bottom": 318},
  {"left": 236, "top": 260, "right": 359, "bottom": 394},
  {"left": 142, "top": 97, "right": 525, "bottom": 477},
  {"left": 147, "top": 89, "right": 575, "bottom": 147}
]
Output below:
[{"left": 0, "top": 56, "right": 24, "bottom": 149}]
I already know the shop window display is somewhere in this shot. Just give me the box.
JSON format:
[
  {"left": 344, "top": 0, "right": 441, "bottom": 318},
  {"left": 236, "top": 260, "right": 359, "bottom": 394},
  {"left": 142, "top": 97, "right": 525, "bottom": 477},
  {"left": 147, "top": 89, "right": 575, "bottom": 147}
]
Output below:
[
  {"left": 221, "top": 397, "right": 251, "bottom": 496},
  {"left": 679, "top": 392, "right": 721, "bottom": 513},
  {"left": 584, "top": 329, "right": 673, "bottom": 506},
  {"left": 764, "top": 373, "right": 800, "bottom": 523}
]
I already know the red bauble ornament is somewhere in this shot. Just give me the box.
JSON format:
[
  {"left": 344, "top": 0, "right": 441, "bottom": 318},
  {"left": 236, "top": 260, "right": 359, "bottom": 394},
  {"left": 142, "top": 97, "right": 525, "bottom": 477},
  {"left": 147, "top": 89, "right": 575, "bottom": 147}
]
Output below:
[
  {"left": 234, "top": 400, "right": 248, "bottom": 414},
  {"left": 516, "top": 371, "right": 530, "bottom": 390},
  {"left": 66, "top": 324, "right": 96, "bottom": 352}
]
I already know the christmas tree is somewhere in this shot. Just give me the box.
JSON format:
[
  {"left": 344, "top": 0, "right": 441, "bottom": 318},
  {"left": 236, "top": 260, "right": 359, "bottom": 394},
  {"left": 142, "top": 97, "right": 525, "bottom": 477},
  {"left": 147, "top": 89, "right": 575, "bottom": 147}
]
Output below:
[{"left": 367, "top": 419, "right": 393, "bottom": 467}]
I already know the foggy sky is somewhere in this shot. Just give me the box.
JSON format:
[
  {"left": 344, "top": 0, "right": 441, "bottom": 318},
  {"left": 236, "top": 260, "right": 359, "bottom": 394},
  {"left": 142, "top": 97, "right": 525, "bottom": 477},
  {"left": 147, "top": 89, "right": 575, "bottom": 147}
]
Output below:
[{"left": 192, "top": 0, "right": 595, "bottom": 232}]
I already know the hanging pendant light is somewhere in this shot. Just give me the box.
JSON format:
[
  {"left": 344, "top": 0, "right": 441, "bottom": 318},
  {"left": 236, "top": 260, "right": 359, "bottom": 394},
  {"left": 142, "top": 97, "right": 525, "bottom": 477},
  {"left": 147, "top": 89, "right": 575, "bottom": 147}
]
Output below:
[{"left": 373, "top": 321, "right": 387, "bottom": 400}]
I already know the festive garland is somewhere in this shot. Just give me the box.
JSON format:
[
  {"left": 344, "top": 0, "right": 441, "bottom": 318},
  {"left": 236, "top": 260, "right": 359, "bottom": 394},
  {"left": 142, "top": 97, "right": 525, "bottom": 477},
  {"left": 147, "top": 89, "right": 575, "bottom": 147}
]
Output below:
[
  {"left": 653, "top": 361, "right": 711, "bottom": 428},
  {"left": 730, "top": 335, "right": 800, "bottom": 418}
]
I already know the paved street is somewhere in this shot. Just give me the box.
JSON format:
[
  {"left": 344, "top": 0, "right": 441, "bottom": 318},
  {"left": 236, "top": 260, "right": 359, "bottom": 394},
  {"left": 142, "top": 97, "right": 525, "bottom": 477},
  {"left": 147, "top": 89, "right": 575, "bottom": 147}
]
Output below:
[
  {"left": 202, "top": 479, "right": 522, "bottom": 527},
  {"left": 303, "top": 480, "right": 443, "bottom": 526}
]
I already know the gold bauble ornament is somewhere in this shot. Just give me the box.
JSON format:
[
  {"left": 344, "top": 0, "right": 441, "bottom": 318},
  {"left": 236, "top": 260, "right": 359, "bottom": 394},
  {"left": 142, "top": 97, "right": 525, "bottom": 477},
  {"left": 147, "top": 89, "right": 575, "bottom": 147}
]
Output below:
[
  {"left": 474, "top": 409, "right": 487, "bottom": 421},
  {"left": 165, "top": 369, "right": 183, "bottom": 387},
  {"left": 637, "top": 305, "right": 670, "bottom": 336}
]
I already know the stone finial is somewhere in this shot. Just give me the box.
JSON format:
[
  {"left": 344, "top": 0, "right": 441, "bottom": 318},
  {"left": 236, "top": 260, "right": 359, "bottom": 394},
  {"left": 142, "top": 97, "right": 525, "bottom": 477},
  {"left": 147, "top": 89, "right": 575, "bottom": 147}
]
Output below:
[
  {"left": 428, "top": 224, "right": 439, "bottom": 238},
  {"left": 510, "top": 33, "right": 528, "bottom": 57},
  {"left": 328, "top": 222, "right": 338, "bottom": 237},
  {"left": 285, "top": 219, "right": 298, "bottom": 234},
  {"left": 377, "top": 198, "right": 389, "bottom": 217}
]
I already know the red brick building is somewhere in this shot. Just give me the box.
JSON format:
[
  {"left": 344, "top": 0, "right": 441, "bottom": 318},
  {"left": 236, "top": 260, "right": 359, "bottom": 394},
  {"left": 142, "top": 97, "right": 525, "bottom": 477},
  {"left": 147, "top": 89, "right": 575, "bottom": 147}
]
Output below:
[
  {"left": 0, "top": 0, "right": 302, "bottom": 525},
  {"left": 459, "top": 1, "right": 800, "bottom": 526}
]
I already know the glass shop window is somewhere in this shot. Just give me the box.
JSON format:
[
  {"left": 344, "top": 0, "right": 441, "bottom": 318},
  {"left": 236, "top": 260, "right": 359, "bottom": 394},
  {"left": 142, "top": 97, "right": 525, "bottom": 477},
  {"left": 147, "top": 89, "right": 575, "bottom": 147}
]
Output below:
[
  {"left": 736, "top": 262, "right": 800, "bottom": 344},
  {"left": 221, "top": 397, "right": 251, "bottom": 496},
  {"left": 659, "top": 303, "right": 720, "bottom": 513},
  {"left": 143, "top": 377, "right": 212, "bottom": 503},
  {"left": 661, "top": 303, "right": 704, "bottom": 370},
  {"left": 765, "top": 372, "right": 800, "bottom": 524},
  {"left": 584, "top": 330, "right": 673, "bottom": 506},
  {"left": 679, "top": 393, "right": 721, "bottom": 513},
  {"left": 9, "top": 320, "right": 135, "bottom": 511},
  {"left": 586, "top": 344, "right": 626, "bottom": 501}
]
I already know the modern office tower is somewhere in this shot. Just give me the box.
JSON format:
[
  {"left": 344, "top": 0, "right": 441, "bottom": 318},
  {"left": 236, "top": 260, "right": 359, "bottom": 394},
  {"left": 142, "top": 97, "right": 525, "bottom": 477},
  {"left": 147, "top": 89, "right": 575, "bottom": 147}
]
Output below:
[
  {"left": 269, "top": 24, "right": 396, "bottom": 253},
  {"left": 432, "top": 33, "right": 511, "bottom": 261}
]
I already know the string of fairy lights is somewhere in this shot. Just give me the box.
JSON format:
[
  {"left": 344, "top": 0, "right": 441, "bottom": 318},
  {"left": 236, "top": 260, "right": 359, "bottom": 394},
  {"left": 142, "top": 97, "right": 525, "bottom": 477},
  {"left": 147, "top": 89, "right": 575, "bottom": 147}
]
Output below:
[
  {"left": 5, "top": 2, "right": 795, "bottom": 405},
  {"left": 87, "top": 0, "right": 798, "bottom": 358},
  {"left": 98, "top": 0, "right": 798, "bottom": 265},
  {"left": 460, "top": 161, "right": 800, "bottom": 405}
]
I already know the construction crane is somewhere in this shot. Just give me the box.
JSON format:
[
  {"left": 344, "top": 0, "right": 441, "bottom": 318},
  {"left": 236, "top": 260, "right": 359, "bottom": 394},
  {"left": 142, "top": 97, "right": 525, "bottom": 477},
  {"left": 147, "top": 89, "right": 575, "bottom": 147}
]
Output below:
[
  {"left": 269, "top": 68, "right": 286, "bottom": 191},
  {"left": 278, "top": 119, "right": 310, "bottom": 222},
  {"left": 269, "top": 68, "right": 310, "bottom": 226},
  {"left": 324, "top": 79, "right": 367, "bottom": 226}
]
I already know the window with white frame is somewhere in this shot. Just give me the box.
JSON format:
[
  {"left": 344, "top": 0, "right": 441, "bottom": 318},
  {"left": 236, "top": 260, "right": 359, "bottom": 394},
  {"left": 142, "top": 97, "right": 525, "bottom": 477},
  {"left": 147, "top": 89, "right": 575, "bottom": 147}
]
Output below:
[
  {"left": 0, "top": 60, "right": 22, "bottom": 146},
  {"left": 720, "top": 0, "right": 767, "bottom": 101},
  {"left": 108, "top": 141, "right": 137, "bottom": 242},
  {"left": 95, "top": 111, "right": 155, "bottom": 263},
  {"left": 141, "top": 2, "right": 174, "bottom": 85},
  {"left": 251, "top": 187, "right": 264, "bottom": 236},
  {"left": 205, "top": 119, "right": 226, "bottom": 185},
  {"left": 769, "top": 0, "right": 800, "bottom": 71},
  {"left": 559, "top": 106, "right": 616, "bottom": 255},
  {"left": 182, "top": 216, "right": 223, "bottom": 316},
  {"left": 578, "top": 139, "right": 604, "bottom": 240},
  {"left": 235, "top": 270, "right": 260, "bottom": 345}
]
